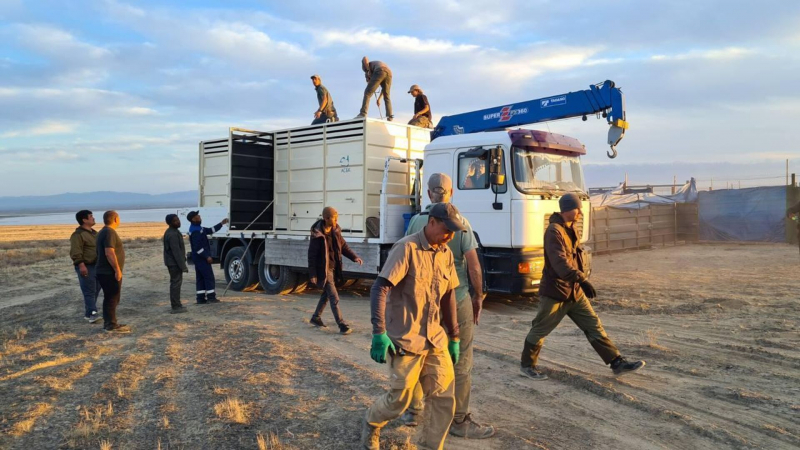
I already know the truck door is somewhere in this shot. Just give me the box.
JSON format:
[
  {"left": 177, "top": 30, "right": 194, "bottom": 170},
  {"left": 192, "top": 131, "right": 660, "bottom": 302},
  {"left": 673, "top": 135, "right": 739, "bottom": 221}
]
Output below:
[{"left": 451, "top": 146, "right": 510, "bottom": 248}]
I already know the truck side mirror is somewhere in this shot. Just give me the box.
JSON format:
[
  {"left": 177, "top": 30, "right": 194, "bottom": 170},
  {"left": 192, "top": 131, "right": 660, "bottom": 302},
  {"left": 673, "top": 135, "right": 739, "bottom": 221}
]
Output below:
[
  {"left": 489, "top": 146, "right": 505, "bottom": 185},
  {"left": 491, "top": 173, "right": 505, "bottom": 185}
]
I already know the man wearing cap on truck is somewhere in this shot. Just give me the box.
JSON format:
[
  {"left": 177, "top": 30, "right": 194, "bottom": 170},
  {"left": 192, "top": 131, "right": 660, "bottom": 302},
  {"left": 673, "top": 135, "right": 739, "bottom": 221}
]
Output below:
[
  {"left": 354, "top": 57, "right": 393, "bottom": 121},
  {"left": 310, "top": 74, "right": 338, "bottom": 125},
  {"left": 520, "top": 193, "right": 646, "bottom": 380},
  {"left": 187, "top": 211, "right": 228, "bottom": 304},
  {"left": 400, "top": 173, "right": 494, "bottom": 439},
  {"left": 361, "top": 202, "right": 465, "bottom": 450},
  {"left": 407, "top": 85, "right": 432, "bottom": 129}
]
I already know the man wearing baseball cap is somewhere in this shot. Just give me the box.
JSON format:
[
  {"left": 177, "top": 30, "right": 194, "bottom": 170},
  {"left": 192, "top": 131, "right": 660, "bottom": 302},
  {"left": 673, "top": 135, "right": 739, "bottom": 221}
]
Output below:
[
  {"left": 310, "top": 74, "right": 338, "bottom": 125},
  {"left": 520, "top": 193, "right": 645, "bottom": 380},
  {"left": 407, "top": 85, "right": 432, "bottom": 129},
  {"left": 361, "top": 202, "right": 465, "bottom": 450},
  {"left": 187, "top": 211, "right": 228, "bottom": 304},
  {"left": 400, "top": 173, "right": 495, "bottom": 439}
]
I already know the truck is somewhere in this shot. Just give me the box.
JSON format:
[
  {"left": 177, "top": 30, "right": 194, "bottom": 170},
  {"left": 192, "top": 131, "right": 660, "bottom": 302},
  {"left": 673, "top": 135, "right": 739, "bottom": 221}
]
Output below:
[{"left": 182, "top": 80, "right": 628, "bottom": 296}]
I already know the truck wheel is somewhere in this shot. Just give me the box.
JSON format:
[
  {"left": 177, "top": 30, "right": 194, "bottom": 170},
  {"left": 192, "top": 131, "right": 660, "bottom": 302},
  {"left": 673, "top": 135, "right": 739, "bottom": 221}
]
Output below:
[
  {"left": 223, "top": 247, "right": 259, "bottom": 292},
  {"left": 258, "top": 254, "right": 297, "bottom": 295}
]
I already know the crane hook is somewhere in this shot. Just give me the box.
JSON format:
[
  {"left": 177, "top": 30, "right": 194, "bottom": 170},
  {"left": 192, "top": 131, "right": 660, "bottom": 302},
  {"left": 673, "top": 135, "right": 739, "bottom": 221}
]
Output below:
[{"left": 607, "top": 145, "right": 618, "bottom": 159}]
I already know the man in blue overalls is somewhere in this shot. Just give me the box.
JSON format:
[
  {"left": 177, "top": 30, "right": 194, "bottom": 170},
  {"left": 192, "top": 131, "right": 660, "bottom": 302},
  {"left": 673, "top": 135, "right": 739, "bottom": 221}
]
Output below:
[{"left": 187, "top": 211, "right": 228, "bottom": 304}]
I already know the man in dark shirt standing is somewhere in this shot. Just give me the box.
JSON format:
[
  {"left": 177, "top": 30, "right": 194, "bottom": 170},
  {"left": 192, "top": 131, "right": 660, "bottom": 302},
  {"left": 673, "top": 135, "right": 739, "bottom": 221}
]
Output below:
[
  {"left": 163, "top": 214, "right": 188, "bottom": 314},
  {"left": 355, "top": 57, "right": 392, "bottom": 121},
  {"left": 407, "top": 85, "right": 432, "bottom": 129},
  {"left": 70, "top": 210, "right": 101, "bottom": 323},
  {"left": 311, "top": 74, "right": 338, "bottom": 125},
  {"left": 96, "top": 210, "right": 129, "bottom": 333}
]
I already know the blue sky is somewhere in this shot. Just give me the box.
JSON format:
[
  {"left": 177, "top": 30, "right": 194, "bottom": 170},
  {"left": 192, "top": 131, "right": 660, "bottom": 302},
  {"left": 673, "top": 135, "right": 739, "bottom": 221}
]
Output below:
[{"left": 1, "top": 0, "right": 799, "bottom": 196}]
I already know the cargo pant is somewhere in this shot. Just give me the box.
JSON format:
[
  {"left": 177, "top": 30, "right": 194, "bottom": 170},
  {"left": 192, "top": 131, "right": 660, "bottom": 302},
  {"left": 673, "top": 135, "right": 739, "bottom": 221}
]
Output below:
[
  {"left": 193, "top": 258, "right": 217, "bottom": 302},
  {"left": 366, "top": 347, "right": 455, "bottom": 450},
  {"left": 167, "top": 266, "right": 184, "bottom": 309},
  {"left": 521, "top": 295, "right": 620, "bottom": 368},
  {"left": 408, "top": 297, "right": 473, "bottom": 423},
  {"left": 311, "top": 110, "right": 339, "bottom": 125},
  {"left": 408, "top": 115, "right": 432, "bottom": 129},
  {"left": 359, "top": 68, "right": 392, "bottom": 120}
]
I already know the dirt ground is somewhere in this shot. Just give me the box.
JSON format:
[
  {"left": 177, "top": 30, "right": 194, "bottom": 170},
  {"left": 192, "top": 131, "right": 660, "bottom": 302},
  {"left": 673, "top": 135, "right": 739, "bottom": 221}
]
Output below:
[{"left": 0, "top": 223, "right": 798, "bottom": 450}]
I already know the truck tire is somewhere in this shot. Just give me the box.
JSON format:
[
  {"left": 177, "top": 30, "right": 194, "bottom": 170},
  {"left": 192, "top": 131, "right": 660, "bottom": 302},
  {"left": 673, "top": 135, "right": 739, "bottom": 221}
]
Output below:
[
  {"left": 258, "top": 254, "right": 297, "bottom": 295},
  {"left": 223, "top": 247, "right": 259, "bottom": 292}
]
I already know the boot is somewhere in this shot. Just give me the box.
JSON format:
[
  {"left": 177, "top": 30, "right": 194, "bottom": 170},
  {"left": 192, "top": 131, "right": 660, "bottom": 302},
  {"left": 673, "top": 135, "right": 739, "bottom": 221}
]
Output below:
[
  {"left": 360, "top": 411, "right": 380, "bottom": 450},
  {"left": 449, "top": 414, "right": 496, "bottom": 439},
  {"left": 611, "top": 356, "right": 646, "bottom": 375}
]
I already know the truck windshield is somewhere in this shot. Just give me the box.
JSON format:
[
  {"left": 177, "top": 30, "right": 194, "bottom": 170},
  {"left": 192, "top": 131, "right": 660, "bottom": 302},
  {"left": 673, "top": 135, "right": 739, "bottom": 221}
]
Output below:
[{"left": 511, "top": 146, "right": 586, "bottom": 195}]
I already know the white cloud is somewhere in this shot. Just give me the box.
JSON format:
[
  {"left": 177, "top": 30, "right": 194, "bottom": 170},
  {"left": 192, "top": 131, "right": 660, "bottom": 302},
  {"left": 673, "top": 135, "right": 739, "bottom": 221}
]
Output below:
[
  {"left": 317, "top": 28, "right": 479, "bottom": 53},
  {"left": 13, "top": 24, "right": 112, "bottom": 61},
  {"left": 1, "top": 120, "right": 77, "bottom": 138},
  {"left": 650, "top": 47, "right": 752, "bottom": 61},
  {"left": 470, "top": 45, "right": 603, "bottom": 82}
]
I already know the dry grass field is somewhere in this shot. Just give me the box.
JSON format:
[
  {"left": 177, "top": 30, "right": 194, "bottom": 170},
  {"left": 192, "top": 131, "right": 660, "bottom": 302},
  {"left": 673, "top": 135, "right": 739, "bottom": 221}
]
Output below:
[{"left": 0, "top": 222, "right": 798, "bottom": 449}]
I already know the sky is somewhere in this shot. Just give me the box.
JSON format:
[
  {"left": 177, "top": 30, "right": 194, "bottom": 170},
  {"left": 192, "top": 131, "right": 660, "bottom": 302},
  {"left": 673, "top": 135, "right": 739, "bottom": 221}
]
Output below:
[{"left": 1, "top": 0, "right": 799, "bottom": 196}]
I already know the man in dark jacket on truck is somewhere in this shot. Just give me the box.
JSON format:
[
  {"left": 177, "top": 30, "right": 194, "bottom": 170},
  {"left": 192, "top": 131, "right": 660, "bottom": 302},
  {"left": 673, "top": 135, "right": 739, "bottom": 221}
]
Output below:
[
  {"left": 308, "top": 206, "right": 363, "bottom": 334},
  {"left": 163, "top": 214, "right": 188, "bottom": 314},
  {"left": 187, "top": 211, "right": 228, "bottom": 304},
  {"left": 70, "top": 210, "right": 101, "bottom": 323},
  {"left": 520, "top": 193, "right": 645, "bottom": 380},
  {"left": 310, "top": 74, "right": 338, "bottom": 125},
  {"left": 355, "top": 57, "right": 393, "bottom": 121}
]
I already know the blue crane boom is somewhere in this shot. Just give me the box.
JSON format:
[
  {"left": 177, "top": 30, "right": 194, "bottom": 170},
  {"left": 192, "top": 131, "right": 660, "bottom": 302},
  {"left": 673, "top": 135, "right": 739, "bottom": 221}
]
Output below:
[{"left": 431, "top": 80, "right": 629, "bottom": 158}]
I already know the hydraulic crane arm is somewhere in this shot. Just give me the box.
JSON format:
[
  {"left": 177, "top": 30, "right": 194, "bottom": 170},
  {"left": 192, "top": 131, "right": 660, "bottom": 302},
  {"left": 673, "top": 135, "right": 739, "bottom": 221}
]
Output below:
[{"left": 431, "top": 80, "right": 628, "bottom": 158}]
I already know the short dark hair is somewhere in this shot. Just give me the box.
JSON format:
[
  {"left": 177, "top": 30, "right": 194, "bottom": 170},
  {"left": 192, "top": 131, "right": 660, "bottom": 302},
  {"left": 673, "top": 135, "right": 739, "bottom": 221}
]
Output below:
[
  {"left": 103, "top": 210, "right": 119, "bottom": 225},
  {"left": 76, "top": 210, "right": 92, "bottom": 225}
]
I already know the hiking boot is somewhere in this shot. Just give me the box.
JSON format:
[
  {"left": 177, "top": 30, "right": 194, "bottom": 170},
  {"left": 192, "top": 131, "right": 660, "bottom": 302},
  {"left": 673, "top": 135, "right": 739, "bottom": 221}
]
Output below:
[
  {"left": 400, "top": 411, "right": 419, "bottom": 427},
  {"left": 360, "top": 411, "right": 380, "bottom": 450},
  {"left": 87, "top": 312, "right": 101, "bottom": 323},
  {"left": 104, "top": 324, "right": 131, "bottom": 334},
  {"left": 449, "top": 414, "right": 496, "bottom": 439},
  {"left": 339, "top": 324, "right": 353, "bottom": 335},
  {"left": 310, "top": 316, "right": 327, "bottom": 328},
  {"left": 196, "top": 298, "right": 208, "bottom": 304},
  {"left": 611, "top": 357, "right": 645, "bottom": 375},
  {"left": 207, "top": 296, "right": 221, "bottom": 303},
  {"left": 170, "top": 306, "right": 188, "bottom": 314},
  {"left": 353, "top": 114, "right": 366, "bottom": 120},
  {"left": 520, "top": 366, "right": 548, "bottom": 380}
]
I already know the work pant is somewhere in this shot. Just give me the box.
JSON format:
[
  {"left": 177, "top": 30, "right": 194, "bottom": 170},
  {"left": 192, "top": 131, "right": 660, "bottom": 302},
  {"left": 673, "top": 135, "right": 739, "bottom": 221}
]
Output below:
[
  {"left": 193, "top": 258, "right": 216, "bottom": 302},
  {"left": 409, "top": 298, "right": 473, "bottom": 422},
  {"left": 167, "top": 266, "right": 184, "bottom": 309},
  {"left": 359, "top": 68, "right": 392, "bottom": 119},
  {"left": 311, "top": 111, "right": 339, "bottom": 125},
  {"left": 97, "top": 274, "right": 121, "bottom": 329},
  {"left": 74, "top": 263, "right": 100, "bottom": 317},
  {"left": 408, "top": 115, "right": 432, "bottom": 129},
  {"left": 521, "top": 295, "right": 620, "bottom": 368},
  {"left": 312, "top": 271, "right": 347, "bottom": 326},
  {"left": 366, "top": 347, "right": 455, "bottom": 450}
]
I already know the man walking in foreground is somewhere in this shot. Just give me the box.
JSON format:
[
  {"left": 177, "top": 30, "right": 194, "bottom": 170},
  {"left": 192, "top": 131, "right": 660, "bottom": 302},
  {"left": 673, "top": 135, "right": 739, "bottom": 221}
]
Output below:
[
  {"left": 355, "top": 57, "right": 392, "bottom": 121},
  {"left": 787, "top": 199, "right": 800, "bottom": 254},
  {"left": 310, "top": 74, "right": 339, "bottom": 125},
  {"left": 96, "top": 211, "right": 129, "bottom": 333},
  {"left": 401, "top": 173, "right": 494, "bottom": 439},
  {"left": 70, "top": 210, "right": 101, "bottom": 323},
  {"left": 520, "top": 194, "right": 645, "bottom": 379},
  {"left": 187, "top": 211, "right": 228, "bottom": 304},
  {"left": 407, "top": 85, "right": 432, "bottom": 129},
  {"left": 163, "top": 214, "right": 188, "bottom": 314},
  {"left": 361, "top": 203, "right": 464, "bottom": 450},
  {"left": 308, "top": 206, "right": 363, "bottom": 335}
]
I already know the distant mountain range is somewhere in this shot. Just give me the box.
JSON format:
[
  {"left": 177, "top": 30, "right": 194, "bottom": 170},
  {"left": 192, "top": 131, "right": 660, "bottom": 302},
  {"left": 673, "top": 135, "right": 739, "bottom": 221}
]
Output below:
[{"left": 0, "top": 191, "right": 198, "bottom": 214}]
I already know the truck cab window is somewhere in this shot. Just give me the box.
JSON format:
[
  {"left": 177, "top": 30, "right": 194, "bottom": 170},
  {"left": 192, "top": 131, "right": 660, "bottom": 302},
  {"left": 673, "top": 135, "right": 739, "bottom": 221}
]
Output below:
[
  {"left": 511, "top": 147, "right": 586, "bottom": 195},
  {"left": 459, "top": 157, "right": 489, "bottom": 190}
]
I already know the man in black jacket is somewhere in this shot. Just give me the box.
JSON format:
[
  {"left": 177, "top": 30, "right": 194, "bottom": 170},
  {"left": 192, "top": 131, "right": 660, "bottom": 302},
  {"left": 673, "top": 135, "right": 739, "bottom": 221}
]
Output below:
[
  {"left": 520, "top": 194, "right": 645, "bottom": 380},
  {"left": 308, "top": 207, "right": 363, "bottom": 334},
  {"left": 163, "top": 214, "right": 188, "bottom": 314}
]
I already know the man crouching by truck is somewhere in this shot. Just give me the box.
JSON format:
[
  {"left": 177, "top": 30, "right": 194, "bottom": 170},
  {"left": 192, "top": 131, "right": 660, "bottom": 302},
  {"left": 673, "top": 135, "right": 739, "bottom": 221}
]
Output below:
[
  {"left": 361, "top": 203, "right": 464, "bottom": 450},
  {"left": 308, "top": 206, "right": 363, "bottom": 335},
  {"left": 520, "top": 193, "right": 645, "bottom": 380},
  {"left": 187, "top": 211, "right": 228, "bottom": 304}
]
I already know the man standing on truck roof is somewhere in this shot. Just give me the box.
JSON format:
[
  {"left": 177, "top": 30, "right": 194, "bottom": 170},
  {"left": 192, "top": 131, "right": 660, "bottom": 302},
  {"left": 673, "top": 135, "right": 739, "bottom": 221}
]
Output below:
[
  {"left": 96, "top": 211, "right": 129, "bottom": 333},
  {"left": 187, "top": 211, "right": 228, "bottom": 304},
  {"left": 400, "top": 173, "right": 495, "bottom": 439},
  {"left": 520, "top": 193, "right": 645, "bottom": 380},
  {"left": 310, "top": 74, "right": 339, "bottom": 125},
  {"left": 354, "top": 57, "right": 392, "bottom": 121},
  {"left": 70, "top": 210, "right": 102, "bottom": 324},
  {"left": 163, "top": 214, "right": 188, "bottom": 314},
  {"left": 407, "top": 85, "right": 432, "bottom": 129},
  {"left": 361, "top": 202, "right": 464, "bottom": 450},
  {"left": 787, "top": 199, "right": 800, "bottom": 254},
  {"left": 308, "top": 206, "right": 363, "bottom": 335}
]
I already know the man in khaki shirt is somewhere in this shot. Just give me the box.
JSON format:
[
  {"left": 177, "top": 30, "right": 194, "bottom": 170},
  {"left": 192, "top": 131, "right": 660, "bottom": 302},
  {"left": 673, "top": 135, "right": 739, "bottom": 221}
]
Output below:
[{"left": 361, "top": 203, "right": 465, "bottom": 450}]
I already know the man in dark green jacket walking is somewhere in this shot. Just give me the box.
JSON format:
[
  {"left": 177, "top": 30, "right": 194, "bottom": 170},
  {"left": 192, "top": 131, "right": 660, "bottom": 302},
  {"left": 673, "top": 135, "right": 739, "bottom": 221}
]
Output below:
[{"left": 163, "top": 214, "right": 188, "bottom": 313}]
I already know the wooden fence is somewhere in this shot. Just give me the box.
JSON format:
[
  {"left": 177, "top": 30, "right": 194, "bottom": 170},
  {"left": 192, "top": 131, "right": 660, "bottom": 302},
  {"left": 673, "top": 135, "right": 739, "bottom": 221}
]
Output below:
[{"left": 589, "top": 203, "right": 698, "bottom": 254}]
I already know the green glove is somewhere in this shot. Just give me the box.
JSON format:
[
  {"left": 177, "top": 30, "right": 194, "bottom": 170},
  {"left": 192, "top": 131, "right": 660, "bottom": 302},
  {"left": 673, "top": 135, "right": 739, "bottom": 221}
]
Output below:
[
  {"left": 448, "top": 338, "right": 460, "bottom": 365},
  {"left": 371, "top": 332, "right": 396, "bottom": 364}
]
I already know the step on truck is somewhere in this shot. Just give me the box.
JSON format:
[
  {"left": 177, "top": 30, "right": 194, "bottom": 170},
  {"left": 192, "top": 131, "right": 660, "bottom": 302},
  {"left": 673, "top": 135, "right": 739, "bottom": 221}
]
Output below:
[{"left": 183, "top": 80, "right": 628, "bottom": 296}]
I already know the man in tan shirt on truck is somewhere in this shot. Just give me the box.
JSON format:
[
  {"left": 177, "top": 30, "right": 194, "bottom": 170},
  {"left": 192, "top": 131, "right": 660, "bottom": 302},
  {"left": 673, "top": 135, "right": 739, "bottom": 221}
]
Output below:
[{"left": 361, "top": 202, "right": 465, "bottom": 450}]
